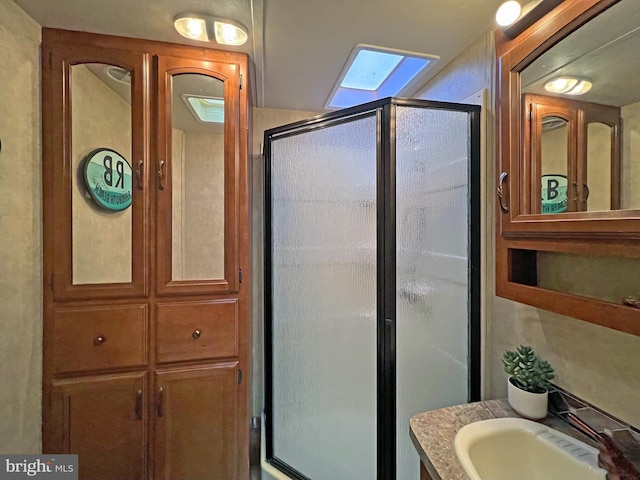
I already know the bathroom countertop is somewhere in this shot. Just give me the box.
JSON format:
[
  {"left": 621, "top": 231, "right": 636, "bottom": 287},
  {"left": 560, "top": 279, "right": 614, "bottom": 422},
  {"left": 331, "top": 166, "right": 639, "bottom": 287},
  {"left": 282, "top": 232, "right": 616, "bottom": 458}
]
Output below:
[{"left": 409, "top": 399, "right": 594, "bottom": 480}]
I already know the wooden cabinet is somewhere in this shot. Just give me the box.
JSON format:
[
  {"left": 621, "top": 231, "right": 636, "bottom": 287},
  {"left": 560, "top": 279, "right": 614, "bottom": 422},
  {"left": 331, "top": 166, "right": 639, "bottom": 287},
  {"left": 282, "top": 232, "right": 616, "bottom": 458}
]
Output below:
[
  {"left": 523, "top": 94, "right": 621, "bottom": 215},
  {"left": 496, "top": 0, "right": 640, "bottom": 238},
  {"left": 495, "top": 0, "right": 640, "bottom": 336},
  {"left": 42, "top": 28, "right": 250, "bottom": 479},
  {"left": 154, "top": 364, "right": 239, "bottom": 480},
  {"left": 50, "top": 373, "right": 147, "bottom": 480}
]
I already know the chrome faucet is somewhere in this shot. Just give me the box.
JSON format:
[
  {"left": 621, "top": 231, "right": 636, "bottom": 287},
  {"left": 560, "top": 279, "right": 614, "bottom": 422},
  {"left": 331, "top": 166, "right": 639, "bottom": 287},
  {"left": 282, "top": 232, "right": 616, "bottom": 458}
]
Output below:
[{"left": 566, "top": 413, "right": 640, "bottom": 480}]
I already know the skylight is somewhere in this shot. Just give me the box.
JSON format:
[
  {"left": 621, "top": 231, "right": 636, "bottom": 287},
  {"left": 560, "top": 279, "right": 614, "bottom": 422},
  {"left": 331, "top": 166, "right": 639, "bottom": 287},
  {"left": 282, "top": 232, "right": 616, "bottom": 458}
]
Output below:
[
  {"left": 183, "top": 95, "right": 225, "bottom": 123},
  {"left": 325, "top": 44, "right": 439, "bottom": 110},
  {"left": 341, "top": 50, "right": 403, "bottom": 90}
]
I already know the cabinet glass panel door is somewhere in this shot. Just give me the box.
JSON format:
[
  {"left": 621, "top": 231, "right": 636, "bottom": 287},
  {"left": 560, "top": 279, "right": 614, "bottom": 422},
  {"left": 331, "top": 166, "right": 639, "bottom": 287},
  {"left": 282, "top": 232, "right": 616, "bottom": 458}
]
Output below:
[
  {"left": 156, "top": 56, "right": 240, "bottom": 295},
  {"left": 528, "top": 98, "right": 578, "bottom": 215},
  {"left": 540, "top": 115, "right": 571, "bottom": 213},
  {"left": 49, "top": 46, "right": 148, "bottom": 299},
  {"left": 582, "top": 103, "right": 621, "bottom": 211},
  {"left": 585, "top": 122, "right": 613, "bottom": 211}
]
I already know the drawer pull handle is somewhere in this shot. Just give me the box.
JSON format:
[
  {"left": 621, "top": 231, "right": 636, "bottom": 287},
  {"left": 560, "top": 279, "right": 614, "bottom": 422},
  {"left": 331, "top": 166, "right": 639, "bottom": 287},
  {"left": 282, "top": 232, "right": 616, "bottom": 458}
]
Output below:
[
  {"left": 157, "top": 387, "right": 164, "bottom": 418},
  {"left": 135, "top": 389, "right": 143, "bottom": 420},
  {"left": 93, "top": 335, "right": 106, "bottom": 346},
  {"left": 192, "top": 329, "right": 202, "bottom": 339}
]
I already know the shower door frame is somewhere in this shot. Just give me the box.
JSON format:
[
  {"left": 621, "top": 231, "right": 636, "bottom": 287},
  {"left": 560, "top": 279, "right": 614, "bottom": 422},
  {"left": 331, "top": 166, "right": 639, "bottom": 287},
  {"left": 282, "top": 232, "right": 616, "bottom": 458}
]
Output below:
[{"left": 264, "top": 97, "right": 481, "bottom": 480}]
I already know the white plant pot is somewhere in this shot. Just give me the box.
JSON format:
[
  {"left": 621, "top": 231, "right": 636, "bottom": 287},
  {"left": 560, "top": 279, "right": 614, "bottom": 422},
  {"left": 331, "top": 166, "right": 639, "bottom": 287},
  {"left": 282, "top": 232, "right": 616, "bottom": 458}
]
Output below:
[{"left": 507, "top": 377, "right": 548, "bottom": 420}]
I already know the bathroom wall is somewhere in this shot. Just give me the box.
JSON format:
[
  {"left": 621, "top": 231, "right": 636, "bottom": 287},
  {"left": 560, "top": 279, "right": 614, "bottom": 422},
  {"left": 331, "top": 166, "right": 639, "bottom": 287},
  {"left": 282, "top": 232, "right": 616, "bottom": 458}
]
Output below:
[
  {"left": 416, "top": 30, "right": 640, "bottom": 428},
  {"left": 250, "top": 107, "right": 321, "bottom": 417},
  {"left": 0, "top": 0, "right": 42, "bottom": 453}
]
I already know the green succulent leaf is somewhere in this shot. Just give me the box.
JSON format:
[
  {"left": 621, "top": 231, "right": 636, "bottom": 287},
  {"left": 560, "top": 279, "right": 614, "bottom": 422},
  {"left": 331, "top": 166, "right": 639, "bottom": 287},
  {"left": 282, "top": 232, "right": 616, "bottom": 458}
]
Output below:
[{"left": 503, "top": 345, "right": 555, "bottom": 393}]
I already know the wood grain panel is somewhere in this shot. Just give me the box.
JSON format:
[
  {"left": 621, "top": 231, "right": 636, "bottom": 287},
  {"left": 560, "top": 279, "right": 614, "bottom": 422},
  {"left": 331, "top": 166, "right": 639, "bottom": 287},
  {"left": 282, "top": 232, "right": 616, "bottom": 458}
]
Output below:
[
  {"left": 53, "top": 304, "right": 147, "bottom": 374},
  {"left": 154, "top": 364, "right": 239, "bottom": 480},
  {"left": 156, "top": 300, "right": 238, "bottom": 364},
  {"left": 51, "top": 372, "right": 147, "bottom": 480}
]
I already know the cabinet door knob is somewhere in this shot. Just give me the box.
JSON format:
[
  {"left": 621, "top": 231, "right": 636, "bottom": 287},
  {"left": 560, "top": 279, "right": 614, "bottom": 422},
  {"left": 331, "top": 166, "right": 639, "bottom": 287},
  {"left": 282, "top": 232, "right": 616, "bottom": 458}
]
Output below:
[
  {"left": 192, "top": 329, "right": 202, "bottom": 339},
  {"left": 93, "top": 335, "right": 106, "bottom": 346},
  {"left": 497, "top": 172, "right": 509, "bottom": 213}
]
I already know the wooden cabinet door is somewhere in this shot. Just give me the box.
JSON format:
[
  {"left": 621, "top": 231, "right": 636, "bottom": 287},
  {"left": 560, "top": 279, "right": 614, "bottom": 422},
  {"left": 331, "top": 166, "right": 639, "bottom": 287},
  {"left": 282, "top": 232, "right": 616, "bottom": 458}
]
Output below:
[
  {"left": 154, "top": 363, "right": 239, "bottom": 480},
  {"left": 42, "top": 32, "right": 149, "bottom": 300},
  {"left": 155, "top": 54, "right": 241, "bottom": 296},
  {"left": 49, "top": 372, "right": 147, "bottom": 480}
]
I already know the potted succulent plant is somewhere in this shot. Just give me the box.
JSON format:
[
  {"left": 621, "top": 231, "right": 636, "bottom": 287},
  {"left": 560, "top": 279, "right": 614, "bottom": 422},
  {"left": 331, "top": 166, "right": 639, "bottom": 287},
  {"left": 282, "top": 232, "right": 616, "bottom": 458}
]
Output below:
[{"left": 503, "top": 345, "right": 555, "bottom": 419}]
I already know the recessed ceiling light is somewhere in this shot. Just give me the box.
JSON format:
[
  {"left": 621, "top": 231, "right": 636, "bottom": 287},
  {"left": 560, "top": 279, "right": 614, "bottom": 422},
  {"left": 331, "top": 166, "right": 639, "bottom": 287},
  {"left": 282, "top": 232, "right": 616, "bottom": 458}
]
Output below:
[
  {"left": 544, "top": 77, "right": 593, "bottom": 95},
  {"left": 104, "top": 66, "right": 131, "bottom": 85},
  {"left": 174, "top": 14, "right": 248, "bottom": 46},
  {"left": 325, "top": 44, "right": 439, "bottom": 110}
]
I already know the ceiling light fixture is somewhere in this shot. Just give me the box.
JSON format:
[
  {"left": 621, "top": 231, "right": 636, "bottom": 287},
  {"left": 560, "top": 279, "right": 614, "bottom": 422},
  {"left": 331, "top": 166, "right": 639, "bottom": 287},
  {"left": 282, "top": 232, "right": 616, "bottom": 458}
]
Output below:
[
  {"left": 174, "top": 14, "right": 248, "bottom": 46},
  {"left": 544, "top": 77, "right": 592, "bottom": 95},
  {"left": 495, "top": 1, "right": 522, "bottom": 27},
  {"left": 104, "top": 66, "right": 132, "bottom": 85},
  {"left": 495, "top": 0, "right": 563, "bottom": 38}
]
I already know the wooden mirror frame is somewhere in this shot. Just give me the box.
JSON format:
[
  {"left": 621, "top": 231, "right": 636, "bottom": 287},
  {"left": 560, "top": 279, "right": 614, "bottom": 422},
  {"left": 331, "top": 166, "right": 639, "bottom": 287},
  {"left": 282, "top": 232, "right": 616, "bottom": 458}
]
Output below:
[{"left": 496, "top": 0, "right": 640, "bottom": 239}]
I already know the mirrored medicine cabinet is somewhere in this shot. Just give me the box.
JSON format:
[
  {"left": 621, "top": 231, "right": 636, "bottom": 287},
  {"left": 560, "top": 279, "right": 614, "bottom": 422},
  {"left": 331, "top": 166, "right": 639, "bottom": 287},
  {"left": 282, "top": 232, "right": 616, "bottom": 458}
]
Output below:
[
  {"left": 495, "top": 0, "right": 640, "bottom": 336},
  {"left": 497, "top": 0, "right": 640, "bottom": 237}
]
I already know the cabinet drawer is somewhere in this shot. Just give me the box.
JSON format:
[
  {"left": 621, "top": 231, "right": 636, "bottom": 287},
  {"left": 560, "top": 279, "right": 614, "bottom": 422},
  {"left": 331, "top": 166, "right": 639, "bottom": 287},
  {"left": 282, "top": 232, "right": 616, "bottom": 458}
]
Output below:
[
  {"left": 53, "top": 305, "right": 148, "bottom": 375},
  {"left": 156, "top": 300, "right": 238, "bottom": 364}
]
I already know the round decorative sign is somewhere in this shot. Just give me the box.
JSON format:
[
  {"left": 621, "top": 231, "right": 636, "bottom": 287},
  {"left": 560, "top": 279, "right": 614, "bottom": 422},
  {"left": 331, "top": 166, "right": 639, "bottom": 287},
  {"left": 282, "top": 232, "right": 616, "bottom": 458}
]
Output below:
[
  {"left": 82, "top": 148, "right": 133, "bottom": 211},
  {"left": 541, "top": 174, "right": 567, "bottom": 214}
]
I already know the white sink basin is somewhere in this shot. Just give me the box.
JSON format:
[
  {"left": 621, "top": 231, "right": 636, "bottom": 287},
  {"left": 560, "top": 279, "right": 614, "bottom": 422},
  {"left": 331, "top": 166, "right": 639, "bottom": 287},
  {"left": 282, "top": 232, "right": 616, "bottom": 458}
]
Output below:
[{"left": 454, "top": 418, "right": 607, "bottom": 480}]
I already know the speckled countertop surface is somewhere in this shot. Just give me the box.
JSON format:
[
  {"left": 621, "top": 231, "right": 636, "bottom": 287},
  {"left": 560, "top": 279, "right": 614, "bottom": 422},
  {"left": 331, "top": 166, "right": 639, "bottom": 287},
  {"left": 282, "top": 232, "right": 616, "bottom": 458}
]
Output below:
[{"left": 409, "top": 399, "right": 594, "bottom": 480}]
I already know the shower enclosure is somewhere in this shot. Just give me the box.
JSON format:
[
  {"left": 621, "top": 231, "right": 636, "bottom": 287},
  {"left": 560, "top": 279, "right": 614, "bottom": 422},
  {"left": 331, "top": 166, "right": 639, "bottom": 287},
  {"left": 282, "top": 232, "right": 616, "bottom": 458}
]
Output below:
[{"left": 264, "top": 98, "right": 480, "bottom": 480}]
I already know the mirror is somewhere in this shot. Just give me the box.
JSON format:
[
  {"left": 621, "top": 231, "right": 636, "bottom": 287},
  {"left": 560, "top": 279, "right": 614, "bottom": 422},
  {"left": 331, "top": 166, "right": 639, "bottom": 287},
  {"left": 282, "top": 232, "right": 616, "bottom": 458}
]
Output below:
[
  {"left": 586, "top": 122, "right": 613, "bottom": 211},
  {"left": 170, "top": 73, "right": 225, "bottom": 281},
  {"left": 520, "top": 0, "right": 640, "bottom": 214},
  {"left": 71, "top": 63, "right": 133, "bottom": 285},
  {"left": 540, "top": 116, "right": 569, "bottom": 213}
]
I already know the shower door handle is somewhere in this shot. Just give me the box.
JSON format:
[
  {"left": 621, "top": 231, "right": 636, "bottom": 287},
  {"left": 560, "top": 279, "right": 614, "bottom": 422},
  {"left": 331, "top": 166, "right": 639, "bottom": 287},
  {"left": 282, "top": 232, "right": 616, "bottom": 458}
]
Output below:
[{"left": 497, "top": 172, "right": 509, "bottom": 213}]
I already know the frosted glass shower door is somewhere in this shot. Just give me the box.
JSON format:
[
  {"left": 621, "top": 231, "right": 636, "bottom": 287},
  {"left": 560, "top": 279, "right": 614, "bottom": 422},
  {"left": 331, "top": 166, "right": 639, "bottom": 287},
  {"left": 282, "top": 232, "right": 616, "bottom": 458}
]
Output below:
[
  {"left": 268, "top": 114, "right": 378, "bottom": 479},
  {"left": 395, "top": 106, "right": 475, "bottom": 480}
]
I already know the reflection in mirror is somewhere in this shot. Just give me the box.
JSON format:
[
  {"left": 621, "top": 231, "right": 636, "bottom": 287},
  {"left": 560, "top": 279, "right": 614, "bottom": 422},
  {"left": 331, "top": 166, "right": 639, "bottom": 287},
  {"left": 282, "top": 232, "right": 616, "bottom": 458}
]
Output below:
[
  {"left": 586, "top": 122, "right": 612, "bottom": 211},
  {"left": 71, "top": 63, "right": 132, "bottom": 285},
  {"left": 171, "top": 73, "right": 225, "bottom": 281},
  {"left": 521, "top": 0, "right": 639, "bottom": 214},
  {"left": 540, "top": 116, "right": 569, "bottom": 214}
]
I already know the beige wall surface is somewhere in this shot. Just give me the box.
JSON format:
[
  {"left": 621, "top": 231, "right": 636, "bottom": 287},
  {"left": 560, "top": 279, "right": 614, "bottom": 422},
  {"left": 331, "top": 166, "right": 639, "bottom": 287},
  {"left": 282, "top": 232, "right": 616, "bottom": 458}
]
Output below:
[
  {"left": 250, "top": 107, "right": 320, "bottom": 417},
  {"left": 0, "top": 0, "right": 42, "bottom": 453},
  {"left": 417, "top": 30, "right": 640, "bottom": 428}
]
